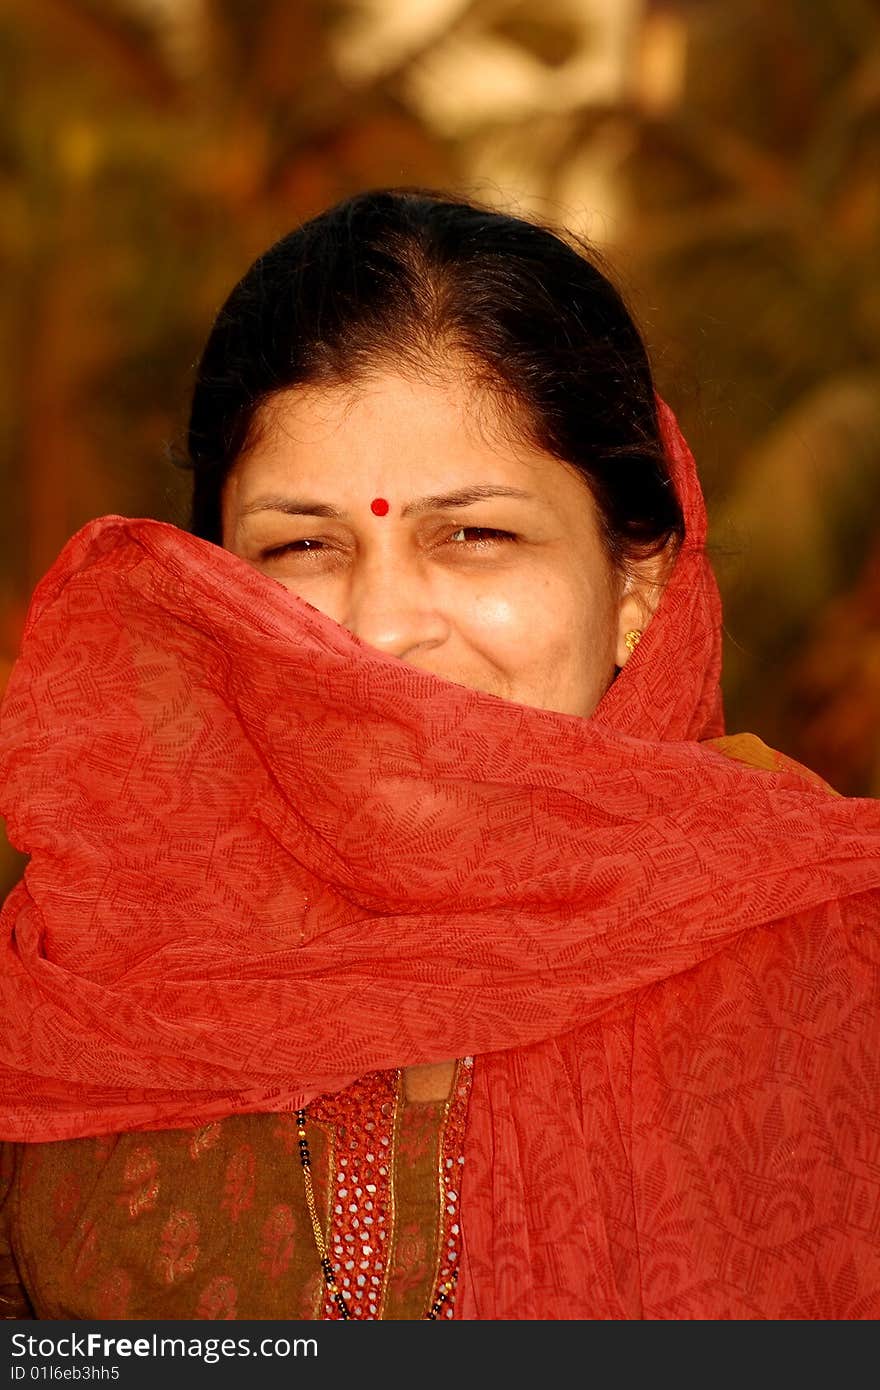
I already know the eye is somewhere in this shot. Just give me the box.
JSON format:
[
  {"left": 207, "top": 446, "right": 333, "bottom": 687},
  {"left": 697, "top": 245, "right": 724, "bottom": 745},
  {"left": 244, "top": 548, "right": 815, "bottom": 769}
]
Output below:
[
  {"left": 448, "top": 527, "right": 518, "bottom": 548},
  {"left": 261, "top": 538, "right": 326, "bottom": 560}
]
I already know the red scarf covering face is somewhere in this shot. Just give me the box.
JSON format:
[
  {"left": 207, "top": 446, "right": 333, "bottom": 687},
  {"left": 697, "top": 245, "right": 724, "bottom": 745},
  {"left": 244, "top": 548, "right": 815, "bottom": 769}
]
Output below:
[{"left": 1, "top": 400, "right": 879, "bottom": 1318}]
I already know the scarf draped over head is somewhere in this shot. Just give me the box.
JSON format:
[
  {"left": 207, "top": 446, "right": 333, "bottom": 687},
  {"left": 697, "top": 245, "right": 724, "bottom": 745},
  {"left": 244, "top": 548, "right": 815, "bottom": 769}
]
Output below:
[{"left": 1, "top": 400, "right": 879, "bottom": 1318}]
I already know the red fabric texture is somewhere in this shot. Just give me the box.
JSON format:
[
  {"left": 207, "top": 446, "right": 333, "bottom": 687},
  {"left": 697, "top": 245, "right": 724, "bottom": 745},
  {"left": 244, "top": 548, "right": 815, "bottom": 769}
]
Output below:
[{"left": 1, "top": 400, "right": 879, "bottom": 1317}]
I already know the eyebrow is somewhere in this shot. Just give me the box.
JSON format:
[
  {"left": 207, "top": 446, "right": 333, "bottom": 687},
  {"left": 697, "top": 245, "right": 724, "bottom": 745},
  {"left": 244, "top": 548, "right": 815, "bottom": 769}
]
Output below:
[{"left": 239, "top": 485, "right": 536, "bottom": 521}]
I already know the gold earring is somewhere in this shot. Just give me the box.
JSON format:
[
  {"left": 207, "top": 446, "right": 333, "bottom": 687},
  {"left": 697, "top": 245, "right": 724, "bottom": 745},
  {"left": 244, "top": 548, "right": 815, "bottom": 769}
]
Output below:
[{"left": 624, "top": 629, "right": 642, "bottom": 655}]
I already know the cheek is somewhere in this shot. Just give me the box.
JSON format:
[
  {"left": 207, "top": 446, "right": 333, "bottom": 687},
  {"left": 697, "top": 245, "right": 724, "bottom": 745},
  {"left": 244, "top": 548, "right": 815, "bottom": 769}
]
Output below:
[
  {"left": 463, "top": 569, "right": 558, "bottom": 641},
  {"left": 461, "top": 572, "right": 618, "bottom": 717},
  {"left": 465, "top": 572, "right": 609, "bottom": 659},
  {"left": 466, "top": 590, "right": 522, "bottom": 636}
]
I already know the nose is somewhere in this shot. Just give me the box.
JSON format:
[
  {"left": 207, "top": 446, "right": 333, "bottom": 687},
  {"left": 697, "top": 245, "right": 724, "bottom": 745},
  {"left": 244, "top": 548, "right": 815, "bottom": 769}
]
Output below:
[{"left": 341, "top": 551, "right": 448, "bottom": 661}]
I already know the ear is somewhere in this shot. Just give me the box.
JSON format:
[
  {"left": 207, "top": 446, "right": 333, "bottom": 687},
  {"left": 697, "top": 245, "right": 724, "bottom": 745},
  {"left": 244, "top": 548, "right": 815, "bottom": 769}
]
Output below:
[{"left": 614, "top": 547, "right": 671, "bottom": 668}]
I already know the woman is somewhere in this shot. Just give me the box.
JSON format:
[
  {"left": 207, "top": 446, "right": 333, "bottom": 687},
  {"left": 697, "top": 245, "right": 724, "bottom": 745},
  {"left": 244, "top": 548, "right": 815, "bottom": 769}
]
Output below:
[{"left": 1, "top": 189, "right": 878, "bottom": 1321}]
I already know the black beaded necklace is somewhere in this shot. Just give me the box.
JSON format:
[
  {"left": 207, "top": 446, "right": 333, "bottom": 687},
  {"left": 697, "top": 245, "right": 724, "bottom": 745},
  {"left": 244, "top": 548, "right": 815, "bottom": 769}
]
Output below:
[{"left": 295, "top": 1107, "right": 458, "bottom": 1320}]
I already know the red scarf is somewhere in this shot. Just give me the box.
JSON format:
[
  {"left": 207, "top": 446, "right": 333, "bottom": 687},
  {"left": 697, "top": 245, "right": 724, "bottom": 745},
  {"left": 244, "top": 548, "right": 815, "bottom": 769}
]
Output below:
[{"left": 1, "top": 401, "right": 878, "bottom": 1317}]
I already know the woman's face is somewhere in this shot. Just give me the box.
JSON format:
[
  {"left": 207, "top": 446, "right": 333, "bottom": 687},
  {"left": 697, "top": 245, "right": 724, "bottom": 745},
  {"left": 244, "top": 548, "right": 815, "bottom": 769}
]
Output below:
[{"left": 221, "top": 371, "right": 645, "bottom": 718}]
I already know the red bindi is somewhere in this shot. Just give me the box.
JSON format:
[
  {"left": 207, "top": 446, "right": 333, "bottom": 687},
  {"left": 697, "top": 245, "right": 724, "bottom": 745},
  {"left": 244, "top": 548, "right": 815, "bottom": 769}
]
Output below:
[{"left": 370, "top": 497, "right": 390, "bottom": 516}]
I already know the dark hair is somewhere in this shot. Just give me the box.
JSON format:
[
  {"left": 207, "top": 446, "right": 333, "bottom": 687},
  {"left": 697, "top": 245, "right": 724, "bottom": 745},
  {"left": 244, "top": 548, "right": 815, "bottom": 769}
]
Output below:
[{"left": 182, "top": 187, "right": 684, "bottom": 571}]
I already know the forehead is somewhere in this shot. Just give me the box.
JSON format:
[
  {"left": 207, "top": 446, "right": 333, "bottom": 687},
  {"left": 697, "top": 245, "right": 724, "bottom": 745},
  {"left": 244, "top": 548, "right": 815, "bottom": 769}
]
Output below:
[
  {"left": 249, "top": 372, "right": 517, "bottom": 459},
  {"left": 229, "top": 371, "right": 586, "bottom": 503}
]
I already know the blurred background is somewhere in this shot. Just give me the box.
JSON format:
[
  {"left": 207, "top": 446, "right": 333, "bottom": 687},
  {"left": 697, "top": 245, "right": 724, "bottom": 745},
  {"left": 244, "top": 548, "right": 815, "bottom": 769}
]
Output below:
[{"left": 1, "top": 0, "right": 878, "bottom": 887}]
